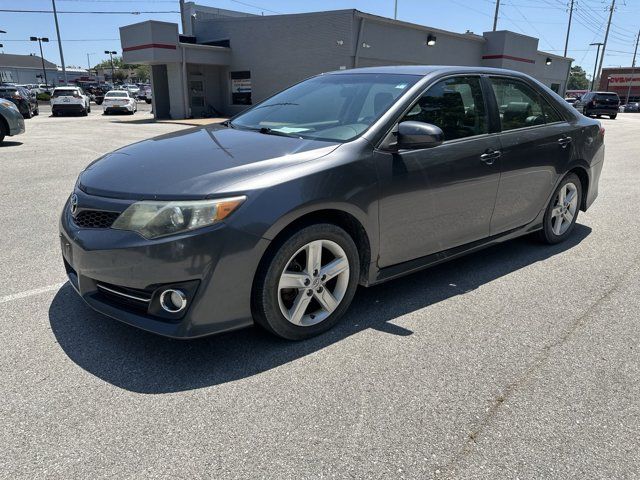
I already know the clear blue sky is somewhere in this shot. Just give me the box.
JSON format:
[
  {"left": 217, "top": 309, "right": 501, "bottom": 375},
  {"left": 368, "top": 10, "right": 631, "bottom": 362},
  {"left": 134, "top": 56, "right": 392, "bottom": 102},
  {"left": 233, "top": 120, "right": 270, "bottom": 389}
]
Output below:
[{"left": 2, "top": 0, "right": 640, "bottom": 79}]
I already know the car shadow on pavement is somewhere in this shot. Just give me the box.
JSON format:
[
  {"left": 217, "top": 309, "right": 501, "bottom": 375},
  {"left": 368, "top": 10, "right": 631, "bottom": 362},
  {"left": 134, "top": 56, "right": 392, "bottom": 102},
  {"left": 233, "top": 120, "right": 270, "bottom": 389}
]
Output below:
[
  {"left": 49, "top": 224, "right": 591, "bottom": 394},
  {"left": 0, "top": 141, "right": 24, "bottom": 147}
]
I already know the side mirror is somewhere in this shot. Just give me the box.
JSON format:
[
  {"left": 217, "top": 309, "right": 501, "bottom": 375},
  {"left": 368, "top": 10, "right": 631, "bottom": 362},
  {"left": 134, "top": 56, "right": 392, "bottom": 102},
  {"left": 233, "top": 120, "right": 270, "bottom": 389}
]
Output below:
[{"left": 397, "top": 121, "right": 444, "bottom": 149}]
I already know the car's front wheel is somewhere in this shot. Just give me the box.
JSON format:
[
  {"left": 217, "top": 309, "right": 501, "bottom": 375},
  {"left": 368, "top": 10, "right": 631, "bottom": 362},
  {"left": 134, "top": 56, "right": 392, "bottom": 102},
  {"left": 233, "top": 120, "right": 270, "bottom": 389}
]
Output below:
[
  {"left": 538, "top": 173, "right": 582, "bottom": 244},
  {"left": 252, "top": 224, "right": 360, "bottom": 340}
]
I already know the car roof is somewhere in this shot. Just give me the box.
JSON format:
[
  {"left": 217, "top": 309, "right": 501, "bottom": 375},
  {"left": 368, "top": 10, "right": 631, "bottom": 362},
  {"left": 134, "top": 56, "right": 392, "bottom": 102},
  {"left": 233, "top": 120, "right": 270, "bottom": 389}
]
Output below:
[{"left": 327, "top": 65, "right": 536, "bottom": 78}]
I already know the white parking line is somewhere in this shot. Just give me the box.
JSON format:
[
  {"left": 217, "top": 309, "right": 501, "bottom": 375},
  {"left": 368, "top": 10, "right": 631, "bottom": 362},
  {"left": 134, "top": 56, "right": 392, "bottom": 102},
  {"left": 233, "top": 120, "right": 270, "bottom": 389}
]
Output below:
[{"left": 0, "top": 282, "right": 67, "bottom": 305}]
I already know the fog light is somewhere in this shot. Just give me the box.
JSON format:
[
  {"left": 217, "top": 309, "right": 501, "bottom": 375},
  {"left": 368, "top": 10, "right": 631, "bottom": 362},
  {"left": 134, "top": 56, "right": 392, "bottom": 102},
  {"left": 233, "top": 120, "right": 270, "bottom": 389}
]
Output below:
[{"left": 159, "top": 289, "right": 187, "bottom": 313}]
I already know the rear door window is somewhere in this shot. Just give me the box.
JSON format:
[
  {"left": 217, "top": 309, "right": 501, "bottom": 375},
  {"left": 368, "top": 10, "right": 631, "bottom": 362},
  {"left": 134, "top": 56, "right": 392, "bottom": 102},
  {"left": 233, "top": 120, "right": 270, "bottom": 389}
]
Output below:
[{"left": 489, "top": 78, "right": 548, "bottom": 131}]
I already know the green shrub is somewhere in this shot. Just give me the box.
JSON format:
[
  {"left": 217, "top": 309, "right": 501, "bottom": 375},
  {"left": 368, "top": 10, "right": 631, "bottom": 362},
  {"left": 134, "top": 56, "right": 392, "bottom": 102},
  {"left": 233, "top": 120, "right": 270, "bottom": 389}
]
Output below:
[{"left": 37, "top": 93, "right": 51, "bottom": 102}]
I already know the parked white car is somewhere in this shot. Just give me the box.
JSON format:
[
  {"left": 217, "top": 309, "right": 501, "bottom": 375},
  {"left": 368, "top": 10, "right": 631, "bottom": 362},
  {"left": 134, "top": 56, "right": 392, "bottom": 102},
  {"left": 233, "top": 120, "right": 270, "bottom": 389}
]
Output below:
[
  {"left": 51, "top": 86, "right": 91, "bottom": 116},
  {"left": 123, "top": 84, "right": 140, "bottom": 97},
  {"left": 103, "top": 90, "right": 137, "bottom": 115}
]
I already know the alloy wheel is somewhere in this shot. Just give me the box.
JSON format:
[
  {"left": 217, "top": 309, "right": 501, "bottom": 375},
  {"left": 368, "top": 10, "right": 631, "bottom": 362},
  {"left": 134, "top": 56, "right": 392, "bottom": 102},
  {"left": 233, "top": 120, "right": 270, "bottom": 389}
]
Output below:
[
  {"left": 277, "top": 239, "right": 350, "bottom": 327},
  {"left": 550, "top": 182, "right": 578, "bottom": 236}
]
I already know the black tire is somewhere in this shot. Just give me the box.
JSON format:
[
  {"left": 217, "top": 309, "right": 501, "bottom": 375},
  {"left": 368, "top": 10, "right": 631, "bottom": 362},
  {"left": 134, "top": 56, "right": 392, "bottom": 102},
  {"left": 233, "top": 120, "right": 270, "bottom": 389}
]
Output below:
[
  {"left": 33, "top": 106, "right": 39, "bottom": 116},
  {"left": 82, "top": 107, "right": 88, "bottom": 116},
  {"left": 0, "top": 121, "right": 6, "bottom": 144},
  {"left": 610, "top": 114, "right": 617, "bottom": 119},
  {"left": 87, "top": 104, "right": 91, "bottom": 113},
  {"left": 24, "top": 106, "right": 33, "bottom": 119},
  {"left": 252, "top": 223, "right": 360, "bottom": 340},
  {"left": 145, "top": 99, "right": 151, "bottom": 104},
  {"left": 538, "top": 173, "right": 582, "bottom": 244}
]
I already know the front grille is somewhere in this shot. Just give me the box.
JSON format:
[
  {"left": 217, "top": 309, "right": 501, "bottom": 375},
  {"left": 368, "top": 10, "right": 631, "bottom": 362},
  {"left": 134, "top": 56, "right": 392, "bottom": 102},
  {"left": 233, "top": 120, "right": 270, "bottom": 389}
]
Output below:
[{"left": 73, "top": 210, "right": 119, "bottom": 229}]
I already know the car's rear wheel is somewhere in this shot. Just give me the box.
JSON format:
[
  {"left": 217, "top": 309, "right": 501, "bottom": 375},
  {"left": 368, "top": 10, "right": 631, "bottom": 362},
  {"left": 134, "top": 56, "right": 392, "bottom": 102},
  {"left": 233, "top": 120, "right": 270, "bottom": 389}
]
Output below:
[
  {"left": 252, "top": 224, "right": 360, "bottom": 340},
  {"left": 24, "top": 106, "right": 33, "bottom": 119},
  {"left": 538, "top": 173, "right": 582, "bottom": 244},
  {"left": 0, "top": 121, "right": 6, "bottom": 143},
  {"left": 610, "top": 114, "right": 617, "bottom": 119},
  {"left": 33, "top": 105, "right": 39, "bottom": 116}
]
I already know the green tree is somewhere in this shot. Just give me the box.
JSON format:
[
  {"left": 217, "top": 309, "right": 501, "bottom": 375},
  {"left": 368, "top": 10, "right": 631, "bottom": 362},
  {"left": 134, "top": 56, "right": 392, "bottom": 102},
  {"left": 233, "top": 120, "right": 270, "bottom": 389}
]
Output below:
[
  {"left": 567, "top": 65, "right": 589, "bottom": 90},
  {"left": 134, "top": 65, "right": 150, "bottom": 82},
  {"left": 113, "top": 70, "right": 127, "bottom": 82}
]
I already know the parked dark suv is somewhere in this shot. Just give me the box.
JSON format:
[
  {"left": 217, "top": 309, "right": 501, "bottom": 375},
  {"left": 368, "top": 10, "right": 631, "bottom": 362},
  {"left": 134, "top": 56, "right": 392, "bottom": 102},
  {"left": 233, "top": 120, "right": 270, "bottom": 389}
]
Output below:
[
  {"left": 576, "top": 91, "right": 620, "bottom": 119},
  {"left": 0, "top": 85, "right": 39, "bottom": 118}
]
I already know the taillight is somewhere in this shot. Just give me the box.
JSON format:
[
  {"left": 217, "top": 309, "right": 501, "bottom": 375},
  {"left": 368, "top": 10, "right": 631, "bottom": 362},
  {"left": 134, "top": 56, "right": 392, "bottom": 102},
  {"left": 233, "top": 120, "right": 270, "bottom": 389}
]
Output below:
[{"left": 599, "top": 126, "right": 605, "bottom": 138}]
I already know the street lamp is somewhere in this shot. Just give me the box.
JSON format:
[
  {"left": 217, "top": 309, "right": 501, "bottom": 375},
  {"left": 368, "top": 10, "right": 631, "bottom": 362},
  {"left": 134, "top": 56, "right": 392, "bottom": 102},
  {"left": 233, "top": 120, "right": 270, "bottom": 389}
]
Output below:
[
  {"left": 589, "top": 42, "right": 604, "bottom": 91},
  {"left": 30, "top": 36, "right": 50, "bottom": 87},
  {"left": 104, "top": 50, "right": 117, "bottom": 84}
]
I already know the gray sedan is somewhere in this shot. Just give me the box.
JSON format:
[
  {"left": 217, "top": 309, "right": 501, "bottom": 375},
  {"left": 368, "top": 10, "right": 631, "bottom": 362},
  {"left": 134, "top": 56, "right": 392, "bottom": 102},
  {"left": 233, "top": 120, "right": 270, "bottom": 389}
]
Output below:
[
  {"left": 60, "top": 66, "right": 604, "bottom": 341},
  {"left": 0, "top": 98, "right": 26, "bottom": 144}
]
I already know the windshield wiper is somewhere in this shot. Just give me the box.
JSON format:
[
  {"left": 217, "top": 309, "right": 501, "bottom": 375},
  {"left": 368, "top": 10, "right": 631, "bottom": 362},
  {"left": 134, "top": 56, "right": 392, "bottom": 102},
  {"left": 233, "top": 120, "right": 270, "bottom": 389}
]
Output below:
[
  {"left": 253, "top": 102, "right": 299, "bottom": 110},
  {"left": 258, "top": 127, "right": 301, "bottom": 138}
]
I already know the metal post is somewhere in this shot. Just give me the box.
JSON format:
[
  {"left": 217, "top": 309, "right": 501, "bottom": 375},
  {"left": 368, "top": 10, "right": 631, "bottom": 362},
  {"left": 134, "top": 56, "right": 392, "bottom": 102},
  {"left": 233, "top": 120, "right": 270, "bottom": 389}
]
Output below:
[
  {"left": 109, "top": 52, "right": 115, "bottom": 83},
  {"left": 590, "top": 43, "right": 603, "bottom": 91},
  {"left": 38, "top": 39, "right": 48, "bottom": 87},
  {"left": 394, "top": 0, "right": 398, "bottom": 20},
  {"left": 51, "top": 0, "right": 67, "bottom": 85},
  {"left": 493, "top": 0, "right": 500, "bottom": 31},
  {"left": 563, "top": 0, "right": 574, "bottom": 57},
  {"left": 179, "top": 0, "right": 187, "bottom": 34},
  {"left": 626, "top": 30, "right": 640, "bottom": 103},
  {"left": 595, "top": 0, "right": 615, "bottom": 88}
]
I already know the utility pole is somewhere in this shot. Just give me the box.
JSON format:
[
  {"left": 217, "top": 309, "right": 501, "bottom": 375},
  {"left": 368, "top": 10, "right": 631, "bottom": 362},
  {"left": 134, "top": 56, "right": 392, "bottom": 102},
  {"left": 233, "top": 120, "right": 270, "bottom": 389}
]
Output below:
[
  {"left": 394, "top": 0, "right": 398, "bottom": 19},
  {"left": 595, "top": 0, "right": 615, "bottom": 89},
  {"left": 52, "top": 0, "right": 67, "bottom": 85},
  {"left": 563, "top": 0, "right": 574, "bottom": 57},
  {"left": 179, "top": 0, "right": 187, "bottom": 34},
  {"left": 626, "top": 30, "right": 640, "bottom": 103},
  {"left": 30, "top": 37, "right": 50, "bottom": 87},
  {"left": 493, "top": 0, "right": 500, "bottom": 31},
  {"left": 105, "top": 50, "right": 117, "bottom": 84},
  {"left": 590, "top": 42, "right": 604, "bottom": 91}
]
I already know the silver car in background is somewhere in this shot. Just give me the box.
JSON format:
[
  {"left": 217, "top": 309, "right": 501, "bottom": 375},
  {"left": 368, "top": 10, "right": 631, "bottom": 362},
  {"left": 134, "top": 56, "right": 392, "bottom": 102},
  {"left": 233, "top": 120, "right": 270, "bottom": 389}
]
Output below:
[{"left": 0, "top": 98, "right": 26, "bottom": 144}]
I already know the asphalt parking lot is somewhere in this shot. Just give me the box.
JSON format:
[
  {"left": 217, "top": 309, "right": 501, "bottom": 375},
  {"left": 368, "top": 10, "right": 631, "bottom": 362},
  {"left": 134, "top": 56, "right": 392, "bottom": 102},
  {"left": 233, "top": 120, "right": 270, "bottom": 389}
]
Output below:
[{"left": 1, "top": 107, "right": 639, "bottom": 479}]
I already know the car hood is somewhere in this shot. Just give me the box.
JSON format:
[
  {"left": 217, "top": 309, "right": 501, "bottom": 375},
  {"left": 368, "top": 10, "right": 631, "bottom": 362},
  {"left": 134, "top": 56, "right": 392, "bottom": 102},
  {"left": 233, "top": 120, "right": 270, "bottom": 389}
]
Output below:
[{"left": 78, "top": 125, "right": 341, "bottom": 199}]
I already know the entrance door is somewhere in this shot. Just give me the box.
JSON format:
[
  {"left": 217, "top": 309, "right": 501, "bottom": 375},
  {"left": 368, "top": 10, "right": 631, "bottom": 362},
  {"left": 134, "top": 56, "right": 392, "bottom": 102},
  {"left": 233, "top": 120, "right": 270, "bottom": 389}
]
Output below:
[{"left": 189, "top": 74, "right": 205, "bottom": 117}]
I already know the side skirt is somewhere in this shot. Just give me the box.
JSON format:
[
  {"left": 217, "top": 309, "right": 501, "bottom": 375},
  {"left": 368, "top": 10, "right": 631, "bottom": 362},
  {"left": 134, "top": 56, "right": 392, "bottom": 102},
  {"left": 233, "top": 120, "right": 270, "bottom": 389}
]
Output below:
[{"left": 369, "top": 222, "right": 543, "bottom": 286}]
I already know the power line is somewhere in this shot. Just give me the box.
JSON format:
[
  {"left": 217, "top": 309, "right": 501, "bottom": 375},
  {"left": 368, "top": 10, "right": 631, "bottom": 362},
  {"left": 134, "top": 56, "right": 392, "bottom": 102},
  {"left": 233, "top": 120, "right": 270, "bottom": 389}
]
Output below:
[{"left": 0, "top": 9, "right": 179, "bottom": 14}]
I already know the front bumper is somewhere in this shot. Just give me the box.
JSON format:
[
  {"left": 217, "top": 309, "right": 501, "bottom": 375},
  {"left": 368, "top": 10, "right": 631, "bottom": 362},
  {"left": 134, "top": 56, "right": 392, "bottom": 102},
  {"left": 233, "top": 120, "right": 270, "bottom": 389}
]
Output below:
[{"left": 59, "top": 191, "right": 270, "bottom": 338}]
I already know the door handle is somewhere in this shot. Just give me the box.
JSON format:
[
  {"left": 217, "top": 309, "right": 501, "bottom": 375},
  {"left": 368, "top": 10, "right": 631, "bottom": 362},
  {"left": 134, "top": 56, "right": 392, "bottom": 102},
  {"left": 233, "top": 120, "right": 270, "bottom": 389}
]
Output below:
[
  {"left": 480, "top": 150, "right": 501, "bottom": 165},
  {"left": 558, "top": 136, "right": 572, "bottom": 148}
]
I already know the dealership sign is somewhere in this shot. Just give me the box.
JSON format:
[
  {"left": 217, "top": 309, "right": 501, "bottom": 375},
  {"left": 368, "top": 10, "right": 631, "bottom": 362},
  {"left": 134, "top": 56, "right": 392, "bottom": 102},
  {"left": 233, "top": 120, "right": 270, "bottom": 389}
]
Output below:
[{"left": 607, "top": 74, "right": 640, "bottom": 87}]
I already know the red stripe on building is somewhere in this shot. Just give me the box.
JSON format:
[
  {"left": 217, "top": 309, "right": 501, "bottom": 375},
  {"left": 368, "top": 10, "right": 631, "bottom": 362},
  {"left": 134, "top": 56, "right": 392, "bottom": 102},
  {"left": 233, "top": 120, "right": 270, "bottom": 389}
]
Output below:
[
  {"left": 482, "top": 54, "right": 536, "bottom": 64},
  {"left": 123, "top": 43, "right": 177, "bottom": 52}
]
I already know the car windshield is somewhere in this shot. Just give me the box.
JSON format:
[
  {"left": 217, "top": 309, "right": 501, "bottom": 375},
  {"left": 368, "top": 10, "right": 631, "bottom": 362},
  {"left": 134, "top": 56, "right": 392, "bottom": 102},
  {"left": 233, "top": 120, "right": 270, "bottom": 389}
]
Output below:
[
  {"left": 231, "top": 73, "right": 421, "bottom": 142},
  {"left": 52, "top": 89, "right": 77, "bottom": 97},
  {"left": 595, "top": 93, "right": 619, "bottom": 101},
  {"left": 106, "top": 92, "right": 128, "bottom": 98}
]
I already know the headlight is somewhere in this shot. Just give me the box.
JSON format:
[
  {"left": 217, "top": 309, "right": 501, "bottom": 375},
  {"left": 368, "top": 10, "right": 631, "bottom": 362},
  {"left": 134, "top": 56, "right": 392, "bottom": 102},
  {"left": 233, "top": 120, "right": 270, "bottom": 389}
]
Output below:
[{"left": 112, "top": 196, "right": 246, "bottom": 239}]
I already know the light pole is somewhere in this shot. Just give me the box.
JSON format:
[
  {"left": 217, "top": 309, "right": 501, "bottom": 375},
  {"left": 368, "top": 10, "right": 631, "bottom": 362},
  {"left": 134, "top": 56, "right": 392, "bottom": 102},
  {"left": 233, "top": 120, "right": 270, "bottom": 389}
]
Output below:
[
  {"left": 0, "top": 29, "right": 5, "bottom": 53},
  {"left": 104, "top": 50, "right": 117, "bottom": 84},
  {"left": 590, "top": 42, "right": 604, "bottom": 91},
  {"left": 30, "top": 36, "right": 50, "bottom": 87}
]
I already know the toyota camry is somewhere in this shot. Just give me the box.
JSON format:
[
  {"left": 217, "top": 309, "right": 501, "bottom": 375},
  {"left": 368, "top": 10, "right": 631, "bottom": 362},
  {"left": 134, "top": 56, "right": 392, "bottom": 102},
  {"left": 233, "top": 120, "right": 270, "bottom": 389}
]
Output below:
[{"left": 59, "top": 66, "right": 604, "bottom": 340}]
